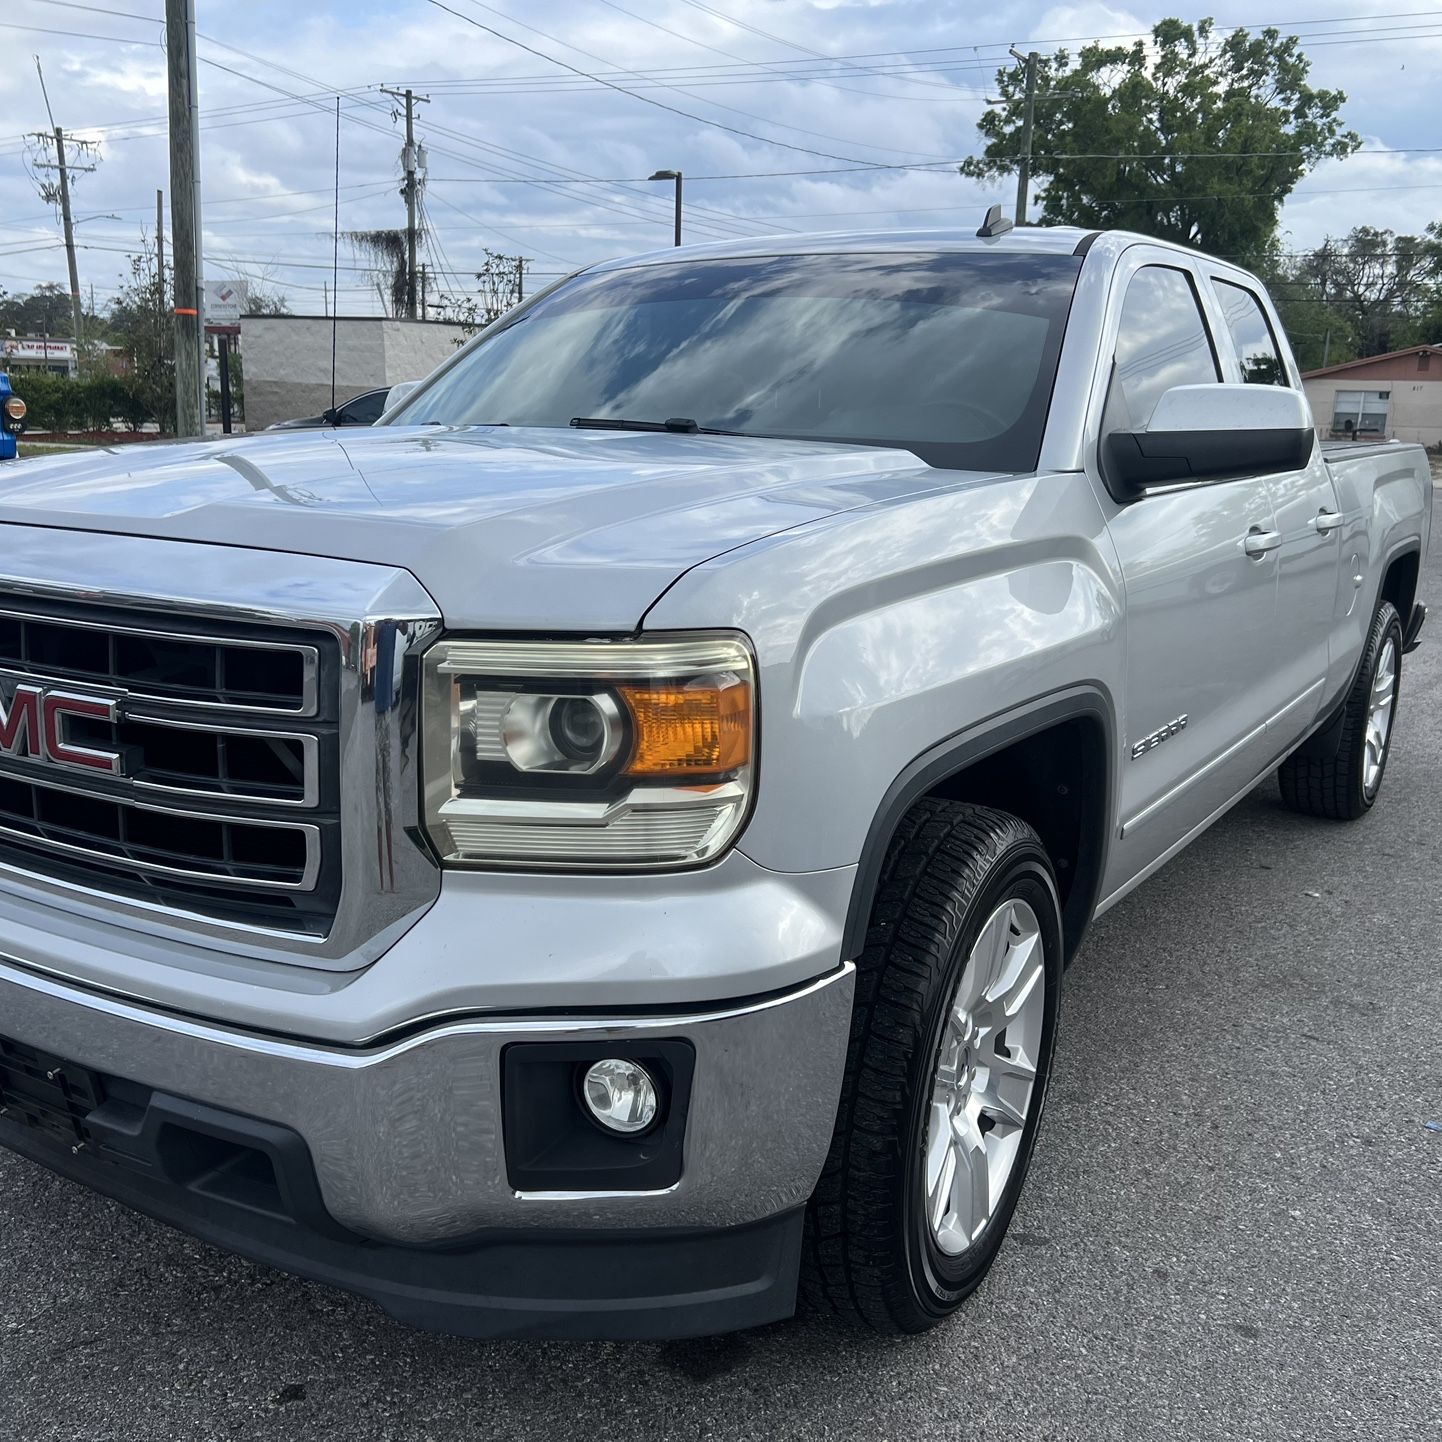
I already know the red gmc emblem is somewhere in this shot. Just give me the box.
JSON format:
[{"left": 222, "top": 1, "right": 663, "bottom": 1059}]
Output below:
[{"left": 0, "top": 683, "right": 124, "bottom": 776}]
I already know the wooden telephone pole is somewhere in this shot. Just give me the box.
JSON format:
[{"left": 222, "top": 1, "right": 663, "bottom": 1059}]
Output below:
[
  {"left": 30, "top": 60, "right": 96, "bottom": 361},
  {"left": 1010, "top": 49, "right": 1039, "bottom": 226},
  {"left": 166, "top": 0, "right": 205, "bottom": 437}
]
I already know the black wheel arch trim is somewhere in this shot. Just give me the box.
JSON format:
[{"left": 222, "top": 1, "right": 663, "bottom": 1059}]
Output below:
[
  {"left": 1301, "top": 554, "right": 1417, "bottom": 762},
  {"left": 840, "top": 684, "right": 1117, "bottom": 963}
]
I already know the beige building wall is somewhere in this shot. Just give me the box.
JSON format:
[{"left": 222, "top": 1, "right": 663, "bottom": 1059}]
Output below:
[
  {"left": 1304, "top": 375, "right": 1442, "bottom": 447},
  {"left": 240, "top": 316, "right": 468, "bottom": 430}
]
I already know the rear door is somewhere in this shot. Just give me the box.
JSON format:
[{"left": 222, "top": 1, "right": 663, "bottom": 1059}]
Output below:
[
  {"left": 1091, "top": 253, "right": 1282, "bottom": 898},
  {"left": 1207, "top": 275, "right": 1336, "bottom": 748}
]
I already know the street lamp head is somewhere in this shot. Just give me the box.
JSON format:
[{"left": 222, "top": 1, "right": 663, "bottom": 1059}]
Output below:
[{"left": 649, "top": 169, "right": 680, "bottom": 181}]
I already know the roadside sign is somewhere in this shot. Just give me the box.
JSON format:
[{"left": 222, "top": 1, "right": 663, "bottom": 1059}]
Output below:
[{"left": 204, "top": 280, "right": 245, "bottom": 326}]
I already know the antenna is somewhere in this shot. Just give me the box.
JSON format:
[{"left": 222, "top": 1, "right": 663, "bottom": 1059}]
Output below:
[
  {"left": 331, "top": 97, "right": 341, "bottom": 412},
  {"left": 976, "top": 205, "right": 1015, "bottom": 239}
]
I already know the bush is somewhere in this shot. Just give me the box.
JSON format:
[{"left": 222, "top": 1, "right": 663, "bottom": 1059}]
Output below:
[{"left": 9, "top": 369, "right": 171, "bottom": 434}]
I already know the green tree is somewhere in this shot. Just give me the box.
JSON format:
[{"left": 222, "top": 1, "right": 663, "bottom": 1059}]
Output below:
[
  {"left": 244, "top": 283, "right": 290, "bottom": 317},
  {"left": 961, "top": 18, "right": 1360, "bottom": 257},
  {"left": 1289, "top": 225, "right": 1442, "bottom": 357},
  {"left": 105, "top": 249, "right": 176, "bottom": 433},
  {"left": 345, "top": 229, "right": 411, "bottom": 316},
  {"left": 441, "top": 250, "right": 531, "bottom": 339},
  {"left": 0, "top": 281, "right": 102, "bottom": 339}
]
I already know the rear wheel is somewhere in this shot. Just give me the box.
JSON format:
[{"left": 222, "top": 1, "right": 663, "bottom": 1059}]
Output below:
[
  {"left": 801, "top": 800, "right": 1062, "bottom": 1333},
  {"left": 1279, "top": 600, "right": 1403, "bottom": 821}
]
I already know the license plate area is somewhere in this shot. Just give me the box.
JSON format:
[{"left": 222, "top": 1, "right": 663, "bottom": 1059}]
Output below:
[{"left": 0, "top": 1034, "right": 105, "bottom": 1150}]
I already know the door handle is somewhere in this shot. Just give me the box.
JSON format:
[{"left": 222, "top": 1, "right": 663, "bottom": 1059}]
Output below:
[
  {"left": 1243, "top": 529, "right": 1282, "bottom": 557},
  {"left": 1314, "top": 510, "right": 1344, "bottom": 534}
]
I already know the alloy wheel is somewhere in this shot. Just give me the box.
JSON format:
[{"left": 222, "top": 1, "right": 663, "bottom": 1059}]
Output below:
[
  {"left": 1364, "top": 635, "right": 1398, "bottom": 797},
  {"left": 923, "top": 898, "right": 1046, "bottom": 1256}
]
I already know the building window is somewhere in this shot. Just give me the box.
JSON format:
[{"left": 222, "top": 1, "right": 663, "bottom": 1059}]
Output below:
[
  {"left": 1421, "top": 351, "right": 1431, "bottom": 372},
  {"left": 1331, "top": 389, "right": 1391, "bottom": 437}
]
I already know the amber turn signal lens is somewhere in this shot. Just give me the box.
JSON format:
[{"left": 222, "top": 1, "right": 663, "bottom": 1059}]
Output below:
[{"left": 619, "top": 674, "right": 752, "bottom": 778}]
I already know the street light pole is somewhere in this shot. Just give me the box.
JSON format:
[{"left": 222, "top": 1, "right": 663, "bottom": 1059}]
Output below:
[{"left": 649, "top": 170, "right": 683, "bottom": 246}]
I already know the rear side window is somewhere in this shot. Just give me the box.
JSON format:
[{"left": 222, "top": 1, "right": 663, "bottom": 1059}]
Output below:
[
  {"left": 1214, "top": 279, "right": 1287, "bottom": 386},
  {"left": 340, "top": 389, "right": 388, "bottom": 424},
  {"left": 1104, "top": 265, "right": 1219, "bottom": 431}
]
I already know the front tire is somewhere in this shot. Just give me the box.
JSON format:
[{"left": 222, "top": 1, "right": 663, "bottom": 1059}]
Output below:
[
  {"left": 801, "top": 800, "right": 1063, "bottom": 1333},
  {"left": 1279, "top": 600, "right": 1403, "bottom": 821}
]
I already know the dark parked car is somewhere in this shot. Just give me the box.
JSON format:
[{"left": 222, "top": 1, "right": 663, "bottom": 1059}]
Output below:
[{"left": 267, "top": 386, "right": 394, "bottom": 431}]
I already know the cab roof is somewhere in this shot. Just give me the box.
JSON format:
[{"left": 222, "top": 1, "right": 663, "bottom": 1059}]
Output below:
[
  {"left": 590, "top": 226, "right": 1100, "bottom": 272},
  {"left": 586, "top": 224, "right": 1265, "bottom": 292}
]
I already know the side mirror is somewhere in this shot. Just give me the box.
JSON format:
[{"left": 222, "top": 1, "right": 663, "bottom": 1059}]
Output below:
[
  {"left": 1104, "top": 383, "right": 1316, "bottom": 496},
  {"left": 322, "top": 407, "right": 339, "bottom": 425}
]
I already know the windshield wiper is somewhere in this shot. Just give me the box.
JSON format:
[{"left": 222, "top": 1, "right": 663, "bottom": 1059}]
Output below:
[{"left": 569, "top": 416, "right": 748, "bottom": 436}]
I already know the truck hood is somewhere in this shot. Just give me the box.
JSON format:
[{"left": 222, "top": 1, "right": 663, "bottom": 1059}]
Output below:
[{"left": 0, "top": 426, "right": 948, "bottom": 628}]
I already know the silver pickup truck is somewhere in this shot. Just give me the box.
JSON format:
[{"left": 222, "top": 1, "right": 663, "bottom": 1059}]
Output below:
[{"left": 0, "top": 225, "right": 1430, "bottom": 1341}]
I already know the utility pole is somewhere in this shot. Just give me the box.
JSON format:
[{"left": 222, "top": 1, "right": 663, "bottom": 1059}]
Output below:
[
  {"left": 380, "top": 88, "right": 429, "bottom": 319},
  {"left": 166, "top": 0, "right": 205, "bottom": 437},
  {"left": 52, "top": 124, "right": 83, "bottom": 357},
  {"left": 31, "top": 60, "right": 95, "bottom": 361},
  {"left": 1009, "top": 49, "right": 1038, "bottom": 226},
  {"left": 155, "top": 189, "right": 166, "bottom": 340}
]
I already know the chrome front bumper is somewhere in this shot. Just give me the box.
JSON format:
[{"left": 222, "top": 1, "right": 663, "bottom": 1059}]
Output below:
[{"left": 0, "top": 956, "right": 854, "bottom": 1242}]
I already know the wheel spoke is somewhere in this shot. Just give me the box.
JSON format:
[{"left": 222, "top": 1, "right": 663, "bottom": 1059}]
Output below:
[
  {"left": 951, "top": 1110, "right": 991, "bottom": 1243},
  {"left": 975, "top": 1049, "right": 1036, "bottom": 1129},
  {"left": 926, "top": 1111, "right": 957, "bottom": 1236},
  {"left": 956, "top": 903, "right": 1013, "bottom": 1013},
  {"left": 984, "top": 932, "right": 1043, "bottom": 1021}
]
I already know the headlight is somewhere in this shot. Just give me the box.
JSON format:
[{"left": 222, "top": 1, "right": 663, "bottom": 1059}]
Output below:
[
  {"left": 3, "top": 397, "right": 24, "bottom": 427},
  {"left": 422, "top": 633, "right": 755, "bottom": 869}
]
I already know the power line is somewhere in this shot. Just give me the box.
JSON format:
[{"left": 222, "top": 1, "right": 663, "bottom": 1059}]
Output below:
[
  {"left": 25, "top": 0, "right": 157, "bottom": 20},
  {"left": 184, "top": 36, "right": 776, "bottom": 242},
  {"left": 587, "top": 0, "right": 977, "bottom": 103},
  {"left": 424, "top": 0, "right": 905, "bottom": 167}
]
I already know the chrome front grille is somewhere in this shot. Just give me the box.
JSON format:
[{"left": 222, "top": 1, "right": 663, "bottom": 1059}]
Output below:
[
  {"left": 0, "top": 599, "right": 340, "bottom": 937},
  {"left": 0, "top": 607, "right": 317, "bottom": 714},
  {"left": 0, "top": 528, "right": 443, "bottom": 969}
]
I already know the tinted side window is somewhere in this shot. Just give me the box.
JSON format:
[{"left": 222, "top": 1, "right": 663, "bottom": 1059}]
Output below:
[
  {"left": 1105, "top": 265, "right": 1219, "bottom": 431},
  {"left": 340, "top": 389, "right": 387, "bottom": 425},
  {"left": 1214, "top": 279, "right": 1286, "bottom": 386}
]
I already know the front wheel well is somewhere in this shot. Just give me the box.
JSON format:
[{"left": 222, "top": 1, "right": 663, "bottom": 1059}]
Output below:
[{"left": 845, "top": 707, "right": 1112, "bottom": 965}]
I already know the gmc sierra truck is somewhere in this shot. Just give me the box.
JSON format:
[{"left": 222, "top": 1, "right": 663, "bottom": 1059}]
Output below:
[{"left": 0, "top": 225, "right": 1429, "bottom": 1341}]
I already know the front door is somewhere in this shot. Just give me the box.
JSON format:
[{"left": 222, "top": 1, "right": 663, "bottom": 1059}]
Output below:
[{"left": 1092, "top": 260, "right": 1283, "bottom": 899}]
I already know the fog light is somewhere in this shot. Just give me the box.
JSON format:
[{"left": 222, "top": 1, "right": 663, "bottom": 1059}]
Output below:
[{"left": 582, "top": 1058, "right": 659, "bottom": 1135}]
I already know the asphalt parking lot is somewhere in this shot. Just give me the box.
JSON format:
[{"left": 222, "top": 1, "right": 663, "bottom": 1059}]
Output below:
[{"left": 1, "top": 502, "right": 1438, "bottom": 1442}]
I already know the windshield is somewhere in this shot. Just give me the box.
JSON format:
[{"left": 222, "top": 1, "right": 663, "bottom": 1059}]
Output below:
[{"left": 392, "top": 251, "right": 1083, "bottom": 471}]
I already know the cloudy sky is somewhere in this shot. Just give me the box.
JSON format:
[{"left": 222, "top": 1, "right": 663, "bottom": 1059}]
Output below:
[{"left": 1, "top": 0, "right": 1440, "bottom": 317}]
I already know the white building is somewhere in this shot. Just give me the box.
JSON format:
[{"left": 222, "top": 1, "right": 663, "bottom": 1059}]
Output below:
[{"left": 239, "top": 315, "right": 468, "bottom": 430}]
